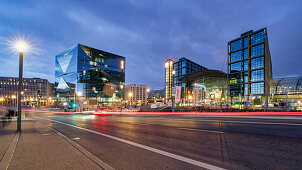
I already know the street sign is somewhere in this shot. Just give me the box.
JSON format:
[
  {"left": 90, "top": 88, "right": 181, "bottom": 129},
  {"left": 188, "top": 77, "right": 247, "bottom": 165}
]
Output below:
[{"left": 175, "top": 86, "right": 181, "bottom": 103}]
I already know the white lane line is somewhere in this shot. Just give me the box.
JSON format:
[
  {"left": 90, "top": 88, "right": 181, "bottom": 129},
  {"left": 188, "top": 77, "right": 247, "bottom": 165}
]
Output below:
[
  {"left": 39, "top": 118, "right": 225, "bottom": 170},
  {"left": 178, "top": 128, "right": 224, "bottom": 134}
]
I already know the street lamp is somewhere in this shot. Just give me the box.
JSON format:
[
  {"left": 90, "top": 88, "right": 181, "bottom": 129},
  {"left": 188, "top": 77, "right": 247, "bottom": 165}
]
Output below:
[
  {"left": 0, "top": 98, "right": 4, "bottom": 106},
  {"left": 15, "top": 40, "right": 28, "bottom": 131},
  {"left": 128, "top": 92, "right": 133, "bottom": 106},
  {"left": 120, "top": 85, "right": 124, "bottom": 109}
]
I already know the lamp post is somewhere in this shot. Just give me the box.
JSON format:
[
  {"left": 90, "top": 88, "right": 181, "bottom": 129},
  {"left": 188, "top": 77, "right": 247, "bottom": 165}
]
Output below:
[
  {"left": 16, "top": 41, "right": 27, "bottom": 132},
  {"left": 120, "top": 85, "right": 124, "bottom": 109},
  {"left": 120, "top": 60, "right": 125, "bottom": 110},
  {"left": 128, "top": 92, "right": 133, "bottom": 107}
]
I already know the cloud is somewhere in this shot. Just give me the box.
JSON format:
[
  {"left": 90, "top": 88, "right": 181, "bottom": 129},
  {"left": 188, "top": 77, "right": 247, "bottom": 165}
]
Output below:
[{"left": 0, "top": 0, "right": 301, "bottom": 88}]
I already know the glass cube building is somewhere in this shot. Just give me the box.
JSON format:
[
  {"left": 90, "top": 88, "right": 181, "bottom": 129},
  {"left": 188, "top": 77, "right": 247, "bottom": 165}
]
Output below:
[
  {"left": 228, "top": 28, "right": 272, "bottom": 106},
  {"left": 55, "top": 44, "right": 125, "bottom": 108}
]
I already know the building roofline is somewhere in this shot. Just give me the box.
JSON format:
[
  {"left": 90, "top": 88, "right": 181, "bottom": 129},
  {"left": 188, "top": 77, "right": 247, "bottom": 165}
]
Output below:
[
  {"left": 78, "top": 44, "right": 126, "bottom": 59},
  {"left": 228, "top": 28, "right": 267, "bottom": 44}
]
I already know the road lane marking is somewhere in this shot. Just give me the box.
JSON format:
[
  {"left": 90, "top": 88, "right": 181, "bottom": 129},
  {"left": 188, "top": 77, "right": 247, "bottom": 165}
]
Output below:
[
  {"left": 39, "top": 118, "right": 225, "bottom": 170},
  {"left": 178, "top": 128, "right": 224, "bottom": 134}
]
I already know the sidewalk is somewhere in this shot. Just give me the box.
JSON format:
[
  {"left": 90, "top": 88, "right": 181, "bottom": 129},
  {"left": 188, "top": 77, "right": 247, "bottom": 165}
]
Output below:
[{"left": 0, "top": 120, "right": 102, "bottom": 170}]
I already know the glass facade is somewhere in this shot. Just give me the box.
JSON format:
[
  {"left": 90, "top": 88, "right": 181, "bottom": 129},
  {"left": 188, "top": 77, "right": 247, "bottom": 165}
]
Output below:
[
  {"left": 230, "top": 51, "right": 241, "bottom": 63},
  {"left": 228, "top": 28, "right": 271, "bottom": 105},
  {"left": 55, "top": 44, "right": 125, "bottom": 107},
  {"left": 230, "top": 40, "right": 241, "bottom": 52},
  {"left": 251, "top": 31, "right": 265, "bottom": 45},
  {"left": 251, "top": 44, "right": 264, "bottom": 57},
  {"left": 272, "top": 77, "right": 302, "bottom": 94},
  {"left": 251, "top": 57, "right": 264, "bottom": 70},
  {"left": 251, "top": 82, "right": 264, "bottom": 94},
  {"left": 173, "top": 58, "right": 207, "bottom": 87}
]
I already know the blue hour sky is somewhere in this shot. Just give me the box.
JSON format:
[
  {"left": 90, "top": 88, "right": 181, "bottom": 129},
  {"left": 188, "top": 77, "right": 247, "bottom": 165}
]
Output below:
[{"left": 0, "top": 0, "right": 302, "bottom": 89}]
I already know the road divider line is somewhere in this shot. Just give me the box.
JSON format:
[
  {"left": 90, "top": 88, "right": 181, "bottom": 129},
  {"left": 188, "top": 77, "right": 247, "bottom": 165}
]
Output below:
[
  {"left": 178, "top": 127, "right": 224, "bottom": 134},
  {"left": 38, "top": 118, "right": 225, "bottom": 170}
]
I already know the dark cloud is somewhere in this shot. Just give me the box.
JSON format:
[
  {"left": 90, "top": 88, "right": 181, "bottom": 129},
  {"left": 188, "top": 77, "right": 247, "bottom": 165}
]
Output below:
[{"left": 0, "top": 0, "right": 301, "bottom": 88}]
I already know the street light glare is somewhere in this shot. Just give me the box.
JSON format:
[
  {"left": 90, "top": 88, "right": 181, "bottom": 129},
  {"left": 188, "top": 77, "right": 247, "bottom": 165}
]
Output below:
[{"left": 15, "top": 40, "right": 28, "bottom": 52}]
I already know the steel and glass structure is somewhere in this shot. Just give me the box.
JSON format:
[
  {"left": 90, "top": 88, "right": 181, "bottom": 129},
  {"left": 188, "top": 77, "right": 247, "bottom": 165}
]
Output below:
[
  {"left": 228, "top": 28, "right": 272, "bottom": 107},
  {"left": 173, "top": 57, "right": 208, "bottom": 87},
  {"left": 55, "top": 44, "right": 125, "bottom": 108}
]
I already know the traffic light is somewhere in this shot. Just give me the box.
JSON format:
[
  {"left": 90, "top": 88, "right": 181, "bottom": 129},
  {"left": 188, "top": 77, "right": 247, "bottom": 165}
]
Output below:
[
  {"left": 72, "top": 103, "right": 77, "bottom": 108},
  {"left": 56, "top": 94, "right": 60, "bottom": 97}
]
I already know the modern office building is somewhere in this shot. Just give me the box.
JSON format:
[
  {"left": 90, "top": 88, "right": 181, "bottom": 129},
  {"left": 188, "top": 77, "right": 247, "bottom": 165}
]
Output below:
[
  {"left": 165, "top": 57, "right": 207, "bottom": 102},
  {"left": 164, "top": 58, "right": 174, "bottom": 101},
  {"left": 55, "top": 44, "right": 125, "bottom": 109},
  {"left": 125, "top": 84, "right": 149, "bottom": 106},
  {"left": 0, "top": 77, "right": 51, "bottom": 106},
  {"left": 173, "top": 57, "right": 208, "bottom": 87},
  {"left": 228, "top": 28, "right": 272, "bottom": 107}
]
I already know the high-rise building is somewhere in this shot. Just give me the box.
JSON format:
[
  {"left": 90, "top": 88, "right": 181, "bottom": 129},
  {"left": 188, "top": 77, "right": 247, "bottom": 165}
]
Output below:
[
  {"left": 55, "top": 44, "right": 125, "bottom": 109},
  {"left": 165, "top": 57, "right": 207, "bottom": 102},
  {"left": 228, "top": 28, "right": 272, "bottom": 107},
  {"left": 173, "top": 57, "right": 208, "bottom": 87},
  {"left": 0, "top": 77, "right": 51, "bottom": 106},
  {"left": 164, "top": 58, "right": 174, "bottom": 101},
  {"left": 125, "top": 84, "right": 149, "bottom": 106}
]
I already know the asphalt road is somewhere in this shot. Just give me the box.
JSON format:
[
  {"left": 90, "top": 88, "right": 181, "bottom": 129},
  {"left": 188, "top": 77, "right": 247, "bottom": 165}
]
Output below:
[{"left": 27, "top": 111, "right": 302, "bottom": 170}]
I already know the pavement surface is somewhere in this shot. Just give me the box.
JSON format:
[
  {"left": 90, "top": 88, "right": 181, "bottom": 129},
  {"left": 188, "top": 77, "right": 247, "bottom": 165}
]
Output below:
[
  {"left": 0, "top": 119, "right": 102, "bottom": 170},
  {"left": 22, "top": 111, "right": 302, "bottom": 170},
  {"left": 0, "top": 120, "right": 16, "bottom": 161}
]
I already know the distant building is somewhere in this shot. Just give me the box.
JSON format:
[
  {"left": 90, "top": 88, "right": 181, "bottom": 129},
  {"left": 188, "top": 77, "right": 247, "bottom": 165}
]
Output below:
[
  {"left": 148, "top": 88, "right": 165, "bottom": 99},
  {"left": 125, "top": 84, "right": 149, "bottom": 106},
  {"left": 0, "top": 77, "right": 51, "bottom": 106},
  {"left": 228, "top": 28, "right": 272, "bottom": 107},
  {"left": 164, "top": 58, "right": 174, "bottom": 101},
  {"left": 271, "top": 76, "right": 302, "bottom": 109},
  {"left": 55, "top": 44, "right": 125, "bottom": 109},
  {"left": 180, "top": 70, "right": 228, "bottom": 106}
]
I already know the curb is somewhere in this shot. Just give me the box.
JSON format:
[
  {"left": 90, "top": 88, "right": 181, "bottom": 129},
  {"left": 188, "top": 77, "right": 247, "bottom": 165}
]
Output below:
[{"left": 0, "top": 131, "right": 20, "bottom": 170}]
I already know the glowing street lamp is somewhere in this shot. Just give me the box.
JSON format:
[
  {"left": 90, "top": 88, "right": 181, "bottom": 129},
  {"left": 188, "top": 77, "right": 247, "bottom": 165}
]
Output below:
[
  {"left": 77, "top": 91, "right": 83, "bottom": 97},
  {"left": 128, "top": 92, "right": 133, "bottom": 106}
]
